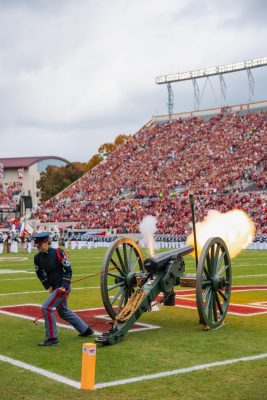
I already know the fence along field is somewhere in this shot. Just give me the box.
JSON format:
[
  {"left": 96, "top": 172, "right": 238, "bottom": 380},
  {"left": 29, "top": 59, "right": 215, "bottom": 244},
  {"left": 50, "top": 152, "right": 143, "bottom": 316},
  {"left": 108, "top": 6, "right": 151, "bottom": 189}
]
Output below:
[{"left": 0, "top": 247, "right": 266, "bottom": 399}]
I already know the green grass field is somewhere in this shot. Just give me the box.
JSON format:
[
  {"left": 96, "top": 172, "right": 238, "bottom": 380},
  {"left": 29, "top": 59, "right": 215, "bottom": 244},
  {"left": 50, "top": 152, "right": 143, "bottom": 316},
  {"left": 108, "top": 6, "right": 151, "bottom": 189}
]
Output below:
[{"left": 0, "top": 247, "right": 266, "bottom": 400}]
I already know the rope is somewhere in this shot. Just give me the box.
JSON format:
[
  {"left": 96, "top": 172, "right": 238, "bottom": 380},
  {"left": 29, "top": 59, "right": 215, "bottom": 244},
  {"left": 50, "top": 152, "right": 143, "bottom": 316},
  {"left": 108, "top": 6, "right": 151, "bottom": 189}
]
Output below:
[
  {"left": 115, "top": 288, "right": 146, "bottom": 323},
  {"left": 72, "top": 266, "right": 117, "bottom": 284}
]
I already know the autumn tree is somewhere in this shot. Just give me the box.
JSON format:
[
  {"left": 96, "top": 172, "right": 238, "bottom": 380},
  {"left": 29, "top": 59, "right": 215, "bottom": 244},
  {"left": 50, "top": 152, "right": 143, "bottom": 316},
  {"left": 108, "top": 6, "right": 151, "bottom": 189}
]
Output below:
[
  {"left": 37, "top": 133, "right": 132, "bottom": 201},
  {"left": 114, "top": 134, "right": 131, "bottom": 146},
  {"left": 86, "top": 154, "right": 103, "bottom": 171},
  {"left": 98, "top": 143, "right": 115, "bottom": 159},
  {"left": 37, "top": 162, "right": 86, "bottom": 202}
]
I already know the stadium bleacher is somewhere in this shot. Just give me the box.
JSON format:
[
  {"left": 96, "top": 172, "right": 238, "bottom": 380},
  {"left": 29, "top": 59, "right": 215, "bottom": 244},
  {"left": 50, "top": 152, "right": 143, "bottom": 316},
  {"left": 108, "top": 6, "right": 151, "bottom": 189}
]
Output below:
[
  {"left": 31, "top": 110, "right": 267, "bottom": 236},
  {"left": 0, "top": 181, "right": 23, "bottom": 216}
]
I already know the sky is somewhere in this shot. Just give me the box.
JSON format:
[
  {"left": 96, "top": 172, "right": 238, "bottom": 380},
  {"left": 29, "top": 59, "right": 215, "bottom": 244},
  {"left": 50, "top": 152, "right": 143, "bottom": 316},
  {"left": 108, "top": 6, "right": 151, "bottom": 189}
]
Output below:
[{"left": 0, "top": 0, "right": 266, "bottom": 162}]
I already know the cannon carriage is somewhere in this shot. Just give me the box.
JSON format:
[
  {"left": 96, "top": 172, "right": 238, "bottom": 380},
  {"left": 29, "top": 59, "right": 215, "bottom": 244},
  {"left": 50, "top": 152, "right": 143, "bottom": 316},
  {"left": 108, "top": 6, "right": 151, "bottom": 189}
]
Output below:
[{"left": 96, "top": 236, "right": 232, "bottom": 345}]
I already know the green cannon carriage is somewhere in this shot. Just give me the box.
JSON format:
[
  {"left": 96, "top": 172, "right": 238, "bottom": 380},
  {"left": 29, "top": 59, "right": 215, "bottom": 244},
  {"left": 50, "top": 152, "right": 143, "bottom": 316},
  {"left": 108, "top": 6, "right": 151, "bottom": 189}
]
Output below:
[{"left": 95, "top": 236, "right": 232, "bottom": 345}]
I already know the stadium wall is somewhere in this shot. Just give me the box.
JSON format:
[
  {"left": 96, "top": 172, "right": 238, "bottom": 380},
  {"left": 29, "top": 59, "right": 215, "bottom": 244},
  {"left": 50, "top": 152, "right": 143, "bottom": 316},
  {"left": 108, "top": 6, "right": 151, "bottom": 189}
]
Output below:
[{"left": 149, "top": 100, "right": 267, "bottom": 125}]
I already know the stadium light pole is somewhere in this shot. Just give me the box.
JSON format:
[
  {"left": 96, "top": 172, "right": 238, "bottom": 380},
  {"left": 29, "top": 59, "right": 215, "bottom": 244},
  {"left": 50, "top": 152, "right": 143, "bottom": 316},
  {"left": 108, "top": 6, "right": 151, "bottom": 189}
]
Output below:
[
  {"left": 156, "top": 57, "right": 267, "bottom": 114},
  {"left": 167, "top": 83, "right": 174, "bottom": 118}
]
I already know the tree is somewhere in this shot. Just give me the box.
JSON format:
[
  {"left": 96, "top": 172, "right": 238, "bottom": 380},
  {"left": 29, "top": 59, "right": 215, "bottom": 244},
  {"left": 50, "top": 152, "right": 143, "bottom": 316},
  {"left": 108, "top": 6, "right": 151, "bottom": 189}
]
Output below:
[
  {"left": 114, "top": 134, "right": 131, "bottom": 146},
  {"left": 37, "top": 163, "right": 85, "bottom": 202},
  {"left": 36, "top": 133, "right": 133, "bottom": 202},
  {"left": 64, "top": 162, "right": 86, "bottom": 181},
  {"left": 86, "top": 154, "right": 103, "bottom": 171},
  {"left": 98, "top": 143, "right": 115, "bottom": 159}
]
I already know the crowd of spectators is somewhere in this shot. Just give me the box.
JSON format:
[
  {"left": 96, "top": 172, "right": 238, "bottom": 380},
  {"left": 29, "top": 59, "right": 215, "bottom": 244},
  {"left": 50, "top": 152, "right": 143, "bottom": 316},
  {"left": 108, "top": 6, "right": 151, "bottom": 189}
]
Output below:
[
  {"left": 32, "top": 111, "right": 267, "bottom": 235},
  {"left": 0, "top": 181, "right": 23, "bottom": 211},
  {"left": 5, "top": 181, "right": 23, "bottom": 199}
]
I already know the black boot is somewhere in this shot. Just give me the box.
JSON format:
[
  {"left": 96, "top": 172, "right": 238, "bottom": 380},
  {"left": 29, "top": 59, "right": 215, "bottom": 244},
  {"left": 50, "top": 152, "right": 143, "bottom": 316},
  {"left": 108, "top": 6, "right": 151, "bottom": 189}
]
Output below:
[
  {"left": 38, "top": 338, "right": 59, "bottom": 346},
  {"left": 79, "top": 327, "right": 94, "bottom": 337}
]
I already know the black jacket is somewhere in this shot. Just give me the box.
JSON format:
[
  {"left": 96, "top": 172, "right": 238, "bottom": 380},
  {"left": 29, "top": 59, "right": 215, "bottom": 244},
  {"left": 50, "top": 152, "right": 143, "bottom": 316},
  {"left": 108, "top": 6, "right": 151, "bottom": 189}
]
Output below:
[{"left": 34, "top": 248, "right": 72, "bottom": 290}]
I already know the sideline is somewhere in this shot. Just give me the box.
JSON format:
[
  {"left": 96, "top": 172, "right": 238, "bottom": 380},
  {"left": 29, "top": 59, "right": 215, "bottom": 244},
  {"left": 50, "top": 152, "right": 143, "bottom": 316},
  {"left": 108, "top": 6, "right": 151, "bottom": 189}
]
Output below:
[
  {"left": 2, "top": 284, "right": 267, "bottom": 297},
  {"left": 0, "top": 286, "right": 100, "bottom": 296},
  {"left": 1, "top": 272, "right": 267, "bottom": 283},
  {"left": 0, "top": 257, "right": 28, "bottom": 262},
  {"left": 0, "top": 354, "right": 80, "bottom": 389},
  {"left": 0, "top": 353, "right": 266, "bottom": 390},
  {"left": 0, "top": 273, "right": 103, "bottom": 281},
  {"left": 95, "top": 353, "right": 267, "bottom": 389}
]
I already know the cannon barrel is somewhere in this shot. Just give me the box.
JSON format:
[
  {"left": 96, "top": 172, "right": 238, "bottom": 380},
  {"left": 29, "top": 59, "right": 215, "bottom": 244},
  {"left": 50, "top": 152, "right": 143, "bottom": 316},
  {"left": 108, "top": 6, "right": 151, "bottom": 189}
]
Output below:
[{"left": 144, "top": 245, "right": 194, "bottom": 272}]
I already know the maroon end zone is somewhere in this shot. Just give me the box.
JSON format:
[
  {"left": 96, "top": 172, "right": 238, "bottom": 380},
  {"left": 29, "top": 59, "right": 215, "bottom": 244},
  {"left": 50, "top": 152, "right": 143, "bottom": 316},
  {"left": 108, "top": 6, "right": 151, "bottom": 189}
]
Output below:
[
  {"left": 158, "top": 285, "right": 267, "bottom": 316},
  {"left": 0, "top": 305, "right": 159, "bottom": 334},
  {"left": 0, "top": 286, "right": 266, "bottom": 331}
]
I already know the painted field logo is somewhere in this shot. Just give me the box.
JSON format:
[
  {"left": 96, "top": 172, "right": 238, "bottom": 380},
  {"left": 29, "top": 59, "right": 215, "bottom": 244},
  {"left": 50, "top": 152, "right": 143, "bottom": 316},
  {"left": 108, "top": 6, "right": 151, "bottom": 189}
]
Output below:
[
  {"left": 171, "top": 285, "right": 267, "bottom": 316},
  {"left": 0, "top": 305, "right": 160, "bottom": 334},
  {"left": 0, "top": 286, "right": 266, "bottom": 331}
]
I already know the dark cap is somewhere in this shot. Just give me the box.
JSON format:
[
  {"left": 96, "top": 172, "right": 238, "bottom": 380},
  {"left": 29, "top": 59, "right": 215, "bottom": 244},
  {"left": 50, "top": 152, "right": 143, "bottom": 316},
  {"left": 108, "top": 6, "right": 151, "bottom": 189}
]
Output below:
[{"left": 31, "top": 231, "right": 51, "bottom": 243}]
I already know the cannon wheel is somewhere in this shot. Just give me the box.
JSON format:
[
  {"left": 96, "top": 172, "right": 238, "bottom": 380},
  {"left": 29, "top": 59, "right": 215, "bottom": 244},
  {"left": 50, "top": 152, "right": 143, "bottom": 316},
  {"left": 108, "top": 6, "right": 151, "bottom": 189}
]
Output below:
[
  {"left": 101, "top": 238, "right": 144, "bottom": 319},
  {"left": 196, "top": 237, "right": 232, "bottom": 330}
]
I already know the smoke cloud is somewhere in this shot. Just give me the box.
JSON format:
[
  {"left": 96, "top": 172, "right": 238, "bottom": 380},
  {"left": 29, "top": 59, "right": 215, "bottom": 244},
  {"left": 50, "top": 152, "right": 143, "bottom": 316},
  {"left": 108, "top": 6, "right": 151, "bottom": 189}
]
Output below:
[
  {"left": 187, "top": 209, "right": 255, "bottom": 259},
  {"left": 139, "top": 215, "right": 158, "bottom": 257}
]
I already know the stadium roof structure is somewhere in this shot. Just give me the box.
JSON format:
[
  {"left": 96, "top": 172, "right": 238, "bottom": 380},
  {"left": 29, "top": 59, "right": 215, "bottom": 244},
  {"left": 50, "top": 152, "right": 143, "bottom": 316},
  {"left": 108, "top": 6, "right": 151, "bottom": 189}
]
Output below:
[
  {"left": 0, "top": 156, "right": 69, "bottom": 168},
  {"left": 156, "top": 57, "right": 267, "bottom": 116}
]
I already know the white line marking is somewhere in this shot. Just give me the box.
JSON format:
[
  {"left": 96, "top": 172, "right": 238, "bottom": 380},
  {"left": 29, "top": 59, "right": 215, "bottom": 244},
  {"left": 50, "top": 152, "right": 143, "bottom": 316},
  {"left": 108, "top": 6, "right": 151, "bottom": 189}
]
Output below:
[
  {"left": 2, "top": 271, "right": 267, "bottom": 282},
  {"left": 234, "top": 274, "right": 267, "bottom": 278},
  {"left": 0, "top": 273, "right": 99, "bottom": 281},
  {"left": 0, "top": 354, "right": 80, "bottom": 389},
  {"left": 1, "top": 353, "right": 266, "bottom": 390},
  {"left": 0, "top": 265, "right": 101, "bottom": 272},
  {"left": 0, "top": 309, "right": 77, "bottom": 329},
  {"left": 94, "top": 353, "right": 267, "bottom": 389},
  {"left": 232, "top": 286, "right": 267, "bottom": 291},
  {"left": 0, "top": 277, "right": 36, "bottom": 281},
  {"left": 0, "top": 290, "right": 47, "bottom": 296},
  {"left": 0, "top": 257, "right": 28, "bottom": 261},
  {"left": 2, "top": 284, "right": 267, "bottom": 297},
  {"left": 92, "top": 313, "right": 160, "bottom": 333},
  {"left": 0, "top": 286, "right": 100, "bottom": 296},
  {"left": 250, "top": 302, "right": 267, "bottom": 308},
  {"left": 232, "top": 264, "right": 267, "bottom": 267},
  {"left": 0, "top": 270, "right": 33, "bottom": 275},
  {"left": 0, "top": 304, "right": 159, "bottom": 334}
]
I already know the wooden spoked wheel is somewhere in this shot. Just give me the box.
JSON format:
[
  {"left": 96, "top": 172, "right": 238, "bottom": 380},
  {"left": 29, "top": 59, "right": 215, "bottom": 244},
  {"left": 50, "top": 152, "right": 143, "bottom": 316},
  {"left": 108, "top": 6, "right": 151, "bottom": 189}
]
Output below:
[
  {"left": 101, "top": 238, "right": 144, "bottom": 319},
  {"left": 196, "top": 237, "right": 232, "bottom": 330}
]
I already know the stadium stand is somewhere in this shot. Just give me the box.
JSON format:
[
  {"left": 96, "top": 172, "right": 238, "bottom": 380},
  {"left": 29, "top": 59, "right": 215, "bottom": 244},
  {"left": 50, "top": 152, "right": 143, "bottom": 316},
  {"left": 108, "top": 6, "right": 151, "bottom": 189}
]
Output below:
[
  {"left": 0, "top": 156, "right": 69, "bottom": 227},
  {"left": 31, "top": 110, "right": 267, "bottom": 236},
  {"left": 0, "top": 181, "right": 22, "bottom": 216}
]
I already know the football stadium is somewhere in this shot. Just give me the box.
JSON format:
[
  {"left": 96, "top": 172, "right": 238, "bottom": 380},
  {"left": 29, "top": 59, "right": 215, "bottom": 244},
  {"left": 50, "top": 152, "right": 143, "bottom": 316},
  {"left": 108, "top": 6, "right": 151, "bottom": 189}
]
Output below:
[{"left": 0, "top": 2, "right": 267, "bottom": 400}]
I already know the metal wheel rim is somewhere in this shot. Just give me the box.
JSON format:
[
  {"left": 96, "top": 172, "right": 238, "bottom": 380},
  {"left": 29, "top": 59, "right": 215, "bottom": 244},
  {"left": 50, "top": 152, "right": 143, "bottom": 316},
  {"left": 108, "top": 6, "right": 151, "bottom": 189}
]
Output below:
[
  {"left": 196, "top": 237, "right": 232, "bottom": 329},
  {"left": 101, "top": 238, "right": 144, "bottom": 319}
]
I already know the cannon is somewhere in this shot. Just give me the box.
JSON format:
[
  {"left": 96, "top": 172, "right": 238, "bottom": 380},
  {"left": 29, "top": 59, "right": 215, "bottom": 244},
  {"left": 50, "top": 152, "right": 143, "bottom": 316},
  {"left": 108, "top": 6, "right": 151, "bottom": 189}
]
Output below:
[{"left": 95, "top": 236, "right": 232, "bottom": 345}]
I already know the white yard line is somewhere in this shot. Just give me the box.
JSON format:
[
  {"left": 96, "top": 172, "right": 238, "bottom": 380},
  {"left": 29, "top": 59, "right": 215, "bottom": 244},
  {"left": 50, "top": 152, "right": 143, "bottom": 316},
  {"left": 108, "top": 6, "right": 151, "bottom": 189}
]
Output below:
[
  {"left": 95, "top": 353, "right": 267, "bottom": 389},
  {"left": 0, "top": 286, "right": 100, "bottom": 296},
  {"left": 0, "top": 305, "right": 159, "bottom": 333},
  {"left": 2, "top": 281, "right": 267, "bottom": 296},
  {"left": 4, "top": 271, "right": 267, "bottom": 282},
  {"left": 185, "top": 264, "right": 266, "bottom": 272},
  {"left": 0, "top": 277, "right": 35, "bottom": 281},
  {"left": 0, "top": 353, "right": 266, "bottom": 390},
  {"left": 0, "top": 266, "right": 100, "bottom": 272},
  {"left": 0, "top": 354, "right": 80, "bottom": 389},
  {"left": 234, "top": 274, "right": 267, "bottom": 278},
  {"left": 0, "top": 257, "right": 28, "bottom": 262},
  {"left": 0, "top": 309, "right": 76, "bottom": 329},
  {"left": 232, "top": 264, "right": 267, "bottom": 267},
  {"left": 0, "top": 273, "right": 100, "bottom": 281}
]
